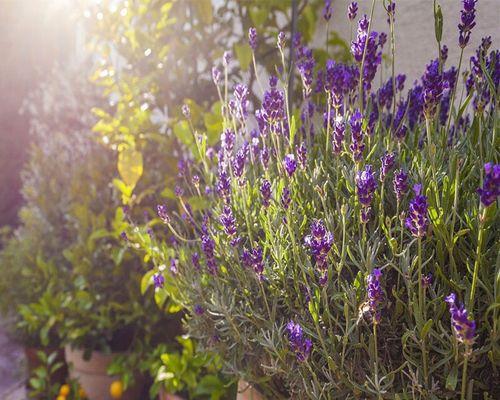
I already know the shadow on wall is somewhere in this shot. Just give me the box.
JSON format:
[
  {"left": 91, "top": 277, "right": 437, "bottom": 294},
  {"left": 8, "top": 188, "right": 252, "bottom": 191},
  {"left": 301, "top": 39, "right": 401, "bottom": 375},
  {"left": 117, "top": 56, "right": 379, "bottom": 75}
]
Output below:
[{"left": 0, "top": 0, "right": 76, "bottom": 228}]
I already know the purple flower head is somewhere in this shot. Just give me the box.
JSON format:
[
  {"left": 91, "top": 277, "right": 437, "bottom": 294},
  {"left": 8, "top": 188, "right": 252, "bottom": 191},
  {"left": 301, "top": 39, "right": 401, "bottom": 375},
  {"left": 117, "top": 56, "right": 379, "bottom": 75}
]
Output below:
[
  {"left": 366, "top": 268, "right": 384, "bottom": 323},
  {"left": 200, "top": 230, "right": 217, "bottom": 275},
  {"left": 458, "top": 0, "right": 477, "bottom": 48},
  {"left": 259, "top": 77, "right": 286, "bottom": 131},
  {"left": 393, "top": 169, "right": 409, "bottom": 202},
  {"left": 297, "top": 46, "right": 316, "bottom": 96},
  {"left": 277, "top": 31, "right": 286, "bottom": 51},
  {"left": 386, "top": 1, "right": 395, "bottom": 23},
  {"left": 477, "top": 162, "right": 500, "bottom": 207},
  {"left": 157, "top": 204, "right": 170, "bottom": 223},
  {"left": 248, "top": 27, "right": 257, "bottom": 51},
  {"left": 445, "top": 293, "right": 476, "bottom": 347},
  {"left": 181, "top": 104, "right": 190, "bottom": 118},
  {"left": 216, "top": 170, "right": 231, "bottom": 202},
  {"left": 212, "top": 66, "right": 221, "bottom": 86},
  {"left": 348, "top": 2, "right": 358, "bottom": 21},
  {"left": 193, "top": 304, "right": 205, "bottom": 316},
  {"left": 332, "top": 117, "right": 345, "bottom": 155},
  {"left": 260, "top": 179, "right": 272, "bottom": 207},
  {"left": 281, "top": 187, "right": 291, "bottom": 210},
  {"left": 244, "top": 245, "right": 265, "bottom": 279},
  {"left": 422, "top": 273, "right": 433, "bottom": 288},
  {"left": 192, "top": 252, "right": 201, "bottom": 271},
  {"left": 380, "top": 151, "right": 396, "bottom": 181},
  {"left": 422, "top": 59, "right": 448, "bottom": 119},
  {"left": 192, "top": 175, "right": 200, "bottom": 187},
  {"left": 221, "top": 129, "right": 235, "bottom": 153},
  {"left": 405, "top": 184, "right": 429, "bottom": 237},
  {"left": 223, "top": 51, "right": 232, "bottom": 67},
  {"left": 323, "top": 0, "right": 332, "bottom": 21},
  {"left": 283, "top": 154, "right": 297, "bottom": 178},
  {"left": 305, "top": 219, "right": 334, "bottom": 284},
  {"left": 296, "top": 142, "right": 307, "bottom": 169},
  {"left": 174, "top": 185, "right": 184, "bottom": 197},
  {"left": 170, "top": 257, "right": 179, "bottom": 275},
  {"left": 378, "top": 32, "right": 387, "bottom": 47},
  {"left": 120, "top": 231, "right": 128, "bottom": 241},
  {"left": 286, "top": 321, "right": 312, "bottom": 362},
  {"left": 356, "top": 164, "right": 378, "bottom": 208},
  {"left": 232, "top": 148, "right": 247, "bottom": 183},
  {"left": 153, "top": 272, "right": 164, "bottom": 289},
  {"left": 220, "top": 205, "right": 238, "bottom": 238},
  {"left": 233, "top": 83, "right": 249, "bottom": 119},
  {"left": 349, "top": 109, "right": 365, "bottom": 162},
  {"left": 396, "top": 74, "right": 406, "bottom": 91},
  {"left": 261, "top": 146, "right": 270, "bottom": 170},
  {"left": 441, "top": 45, "right": 449, "bottom": 63}
]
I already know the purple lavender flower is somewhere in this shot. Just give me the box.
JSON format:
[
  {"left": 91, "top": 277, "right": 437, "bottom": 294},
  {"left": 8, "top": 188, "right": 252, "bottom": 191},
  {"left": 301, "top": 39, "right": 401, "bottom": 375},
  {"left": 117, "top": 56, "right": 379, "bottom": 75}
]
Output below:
[
  {"left": 332, "top": 117, "right": 345, "bottom": 155},
  {"left": 260, "top": 179, "right": 272, "bottom": 207},
  {"left": 170, "top": 257, "right": 179, "bottom": 275},
  {"left": 157, "top": 204, "right": 170, "bottom": 223},
  {"left": 441, "top": 45, "right": 449, "bottom": 63},
  {"left": 477, "top": 162, "right": 500, "bottom": 207},
  {"left": 277, "top": 31, "right": 286, "bottom": 51},
  {"left": 281, "top": 187, "right": 291, "bottom": 210},
  {"left": 393, "top": 169, "right": 409, "bottom": 202},
  {"left": 305, "top": 220, "right": 334, "bottom": 285},
  {"left": 348, "top": 2, "right": 358, "bottom": 21},
  {"left": 233, "top": 83, "right": 249, "bottom": 119},
  {"left": 220, "top": 205, "right": 237, "bottom": 237},
  {"left": 286, "top": 321, "right": 312, "bottom": 362},
  {"left": 248, "top": 27, "right": 257, "bottom": 51},
  {"left": 366, "top": 268, "right": 384, "bottom": 323},
  {"left": 405, "top": 184, "right": 429, "bottom": 238},
  {"left": 349, "top": 109, "right": 365, "bottom": 162},
  {"left": 323, "top": 0, "right": 332, "bottom": 21},
  {"left": 232, "top": 148, "right": 246, "bottom": 184},
  {"left": 193, "top": 304, "right": 205, "bottom": 316},
  {"left": 297, "top": 46, "right": 315, "bottom": 96},
  {"left": 242, "top": 246, "right": 265, "bottom": 279},
  {"left": 192, "top": 252, "right": 201, "bottom": 271},
  {"left": 201, "top": 230, "right": 217, "bottom": 275},
  {"left": 120, "top": 231, "right": 128, "bottom": 241},
  {"left": 458, "top": 0, "right": 477, "bottom": 48},
  {"left": 153, "top": 272, "right": 164, "bottom": 289},
  {"left": 396, "top": 74, "right": 406, "bottom": 91},
  {"left": 356, "top": 165, "right": 378, "bottom": 223},
  {"left": 283, "top": 154, "right": 297, "bottom": 178},
  {"left": 380, "top": 152, "right": 396, "bottom": 182},
  {"left": 445, "top": 293, "right": 476, "bottom": 347},
  {"left": 223, "top": 51, "right": 232, "bottom": 67},
  {"left": 258, "top": 76, "right": 286, "bottom": 133},
  {"left": 422, "top": 59, "right": 448, "bottom": 119},
  {"left": 351, "top": 15, "right": 382, "bottom": 92},
  {"left": 296, "top": 142, "right": 307, "bottom": 169},
  {"left": 325, "top": 60, "right": 358, "bottom": 106},
  {"left": 422, "top": 273, "right": 433, "bottom": 288},
  {"left": 221, "top": 129, "right": 235, "bottom": 153},
  {"left": 216, "top": 170, "right": 231, "bottom": 202},
  {"left": 212, "top": 66, "right": 221, "bottom": 86},
  {"left": 181, "top": 104, "right": 190, "bottom": 118},
  {"left": 386, "top": 1, "right": 395, "bottom": 23},
  {"left": 261, "top": 146, "right": 270, "bottom": 170}
]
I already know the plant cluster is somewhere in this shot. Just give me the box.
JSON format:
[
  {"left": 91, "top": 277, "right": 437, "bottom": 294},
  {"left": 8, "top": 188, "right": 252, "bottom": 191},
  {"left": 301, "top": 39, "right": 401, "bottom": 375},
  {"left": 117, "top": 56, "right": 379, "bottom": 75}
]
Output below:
[{"left": 128, "top": 1, "right": 499, "bottom": 399}]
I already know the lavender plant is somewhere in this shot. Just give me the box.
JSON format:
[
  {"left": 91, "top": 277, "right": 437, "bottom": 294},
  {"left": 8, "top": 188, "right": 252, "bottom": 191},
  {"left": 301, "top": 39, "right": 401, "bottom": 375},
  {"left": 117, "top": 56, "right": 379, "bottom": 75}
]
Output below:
[{"left": 130, "top": 1, "right": 499, "bottom": 398}]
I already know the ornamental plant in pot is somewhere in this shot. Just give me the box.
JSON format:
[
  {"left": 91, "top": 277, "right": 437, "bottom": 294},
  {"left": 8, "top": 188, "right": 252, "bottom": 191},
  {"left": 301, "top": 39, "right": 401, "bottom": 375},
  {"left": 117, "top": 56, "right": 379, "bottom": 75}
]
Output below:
[{"left": 126, "top": 0, "right": 499, "bottom": 398}]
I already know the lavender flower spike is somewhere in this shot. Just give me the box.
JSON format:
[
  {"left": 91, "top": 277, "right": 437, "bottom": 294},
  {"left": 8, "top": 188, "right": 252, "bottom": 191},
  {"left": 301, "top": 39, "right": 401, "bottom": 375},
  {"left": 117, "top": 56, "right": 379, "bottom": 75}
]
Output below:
[
  {"left": 477, "top": 162, "right": 500, "bottom": 207},
  {"left": 286, "top": 321, "right": 312, "bottom": 362},
  {"left": 366, "top": 268, "right": 384, "bottom": 323},
  {"left": 323, "top": 0, "right": 332, "bottom": 21},
  {"left": 260, "top": 179, "right": 272, "bottom": 207},
  {"left": 445, "top": 293, "right": 476, "bottom": 347},
  {"left": 405, "top": 184, "right": 429, "bottom": 238},
  {"left": 380, "top": 151, "right": 396, "bottom": 182},
  {"left": 393, "top": 169, "right": 409, "bottom": 202},
  {"left": 458, "top": 0, "right": 477, "bottom": 48},
  {"left": 248, "top": 27, "right": 257, "bottom": 51},
  {"left": 349, "top": 109, "right": 365, "bottom": 162},
  {"left": 348, "top": 2, "right": 358, "bottom": 21},
  {"left": 305, "top": 220, "right": 334, "bottom": 285},
  {"left": 356, "top": 165, "right": 377, "bottom": 223},
  {"left": 283, "top": 154, "right": 297, "bottom": 178}
]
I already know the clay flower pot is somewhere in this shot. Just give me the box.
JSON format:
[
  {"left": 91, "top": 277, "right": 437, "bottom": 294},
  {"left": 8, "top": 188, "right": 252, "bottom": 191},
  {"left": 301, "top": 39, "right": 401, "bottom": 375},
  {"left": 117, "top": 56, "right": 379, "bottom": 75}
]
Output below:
[
  {"left": 65, "top": 346, "right": 142, "bottom": 400},
  {"left": 236, "top": 379, "right": 265, "bottom": 400}
]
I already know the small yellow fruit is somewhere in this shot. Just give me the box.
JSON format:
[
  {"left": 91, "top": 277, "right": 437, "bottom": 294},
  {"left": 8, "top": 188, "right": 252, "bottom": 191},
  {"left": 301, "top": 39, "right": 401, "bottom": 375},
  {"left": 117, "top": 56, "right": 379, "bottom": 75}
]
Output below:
[
  {"left": 59, "top": 384, "right": 70, "bottom": 396},
  {"left": 109, "top": 380, "right": 124, "bottom": 399},
  {"left": 56, "top": 396, "right": 66, "bottom": 400}
]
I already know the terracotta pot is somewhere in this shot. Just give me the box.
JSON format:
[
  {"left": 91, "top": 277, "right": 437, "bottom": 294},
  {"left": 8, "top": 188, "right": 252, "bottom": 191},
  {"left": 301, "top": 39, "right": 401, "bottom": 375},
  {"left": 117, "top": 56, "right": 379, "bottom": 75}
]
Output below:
[
  {"left": 24, "top": 346, "right": 68, "bottom": 385},
  {"left": 236, "top": 379, "right": 265, "bottom": 400},
  {"left": 158, "top": 387, "right": 185, "bottom": 400},
  {"left": 65, "top": 346, "right": 143, "bottom": 400}
]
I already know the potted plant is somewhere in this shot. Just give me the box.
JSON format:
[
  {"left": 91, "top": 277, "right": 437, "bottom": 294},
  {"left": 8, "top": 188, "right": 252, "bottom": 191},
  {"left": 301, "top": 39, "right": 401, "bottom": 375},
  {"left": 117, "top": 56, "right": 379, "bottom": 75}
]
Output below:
[{"left": 128, "top": 2, "right": 499, "bottom": 398}]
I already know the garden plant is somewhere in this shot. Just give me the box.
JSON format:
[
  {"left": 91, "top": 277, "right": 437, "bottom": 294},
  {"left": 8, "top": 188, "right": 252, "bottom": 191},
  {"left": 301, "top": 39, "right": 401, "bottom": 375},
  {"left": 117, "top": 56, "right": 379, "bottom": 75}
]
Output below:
[{"left": 127, "top": 0, "right": 500, "bottom": 399}]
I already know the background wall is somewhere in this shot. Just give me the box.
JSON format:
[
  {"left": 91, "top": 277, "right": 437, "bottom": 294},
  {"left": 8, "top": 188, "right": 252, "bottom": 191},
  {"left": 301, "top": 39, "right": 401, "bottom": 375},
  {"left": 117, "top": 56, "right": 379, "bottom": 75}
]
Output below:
[{"left": 320, "top": 0, "right": 499, "bottom": 84}]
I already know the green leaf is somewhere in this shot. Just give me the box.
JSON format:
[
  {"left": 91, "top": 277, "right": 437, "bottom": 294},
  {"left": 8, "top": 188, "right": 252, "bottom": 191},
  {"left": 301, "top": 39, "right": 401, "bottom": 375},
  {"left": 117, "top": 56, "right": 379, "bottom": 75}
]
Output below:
[
  {"left": 234, "top": 43, "right": 252, "bottom": 71},
  {"left": 117, "top": 147, "right": 143, "bottom": 190},
  {"left": 434, "top": 3, "right": 443, "bottom": 43},
  {"left": 420, "top": 319, "right": 433, "bottom": 340},
  {"left": 141, "top": 270, "right": 155, "bottom": 295},
  {"left": 446, "top": 364, "right": 458, "bottom": 390}
]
